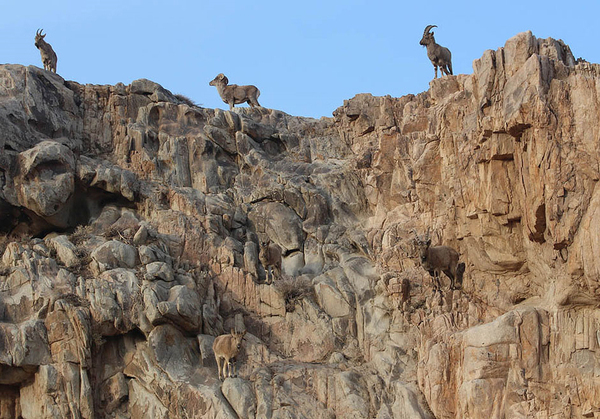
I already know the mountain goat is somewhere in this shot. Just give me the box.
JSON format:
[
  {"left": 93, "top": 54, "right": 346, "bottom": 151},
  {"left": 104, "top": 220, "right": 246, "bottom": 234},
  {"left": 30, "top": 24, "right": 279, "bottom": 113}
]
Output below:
[
  {"left": 209, "top": 73, "right": 261, "bottom": 110},
  {"left": 413, "top": 230, "right": 464, "bottom": 290},
  {"left": 34, "top": 29, "right": 57, "bottom": 73},
  {"left": 259, "top": 240, "right": 282, "bottom": 284},
  {"left": 419, "top": 25, "right": 452, "bottom": 79},
  {"left": 213, "top": 329, "right": 246, "bottom": 380}
]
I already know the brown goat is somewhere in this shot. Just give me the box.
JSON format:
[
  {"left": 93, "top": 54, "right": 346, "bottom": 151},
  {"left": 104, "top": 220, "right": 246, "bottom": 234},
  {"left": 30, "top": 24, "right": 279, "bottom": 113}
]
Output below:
[
  {"left": 209, "top": 73, "right": 261, "bottom": 110},
  {"left": 259, "top": 240, "right": 282, "bottom": 284},
  {"left": 213, "top": 329, "right": 246, "bottom": 380},
  {"left": 34, "top": 29, "right": 57, "bottom": 73},
  {"left": 419, "top": 25, "right": 452, "bottom": 79},
  {"left": 413, "top": 230, "right": 464, "bottom": 290}
]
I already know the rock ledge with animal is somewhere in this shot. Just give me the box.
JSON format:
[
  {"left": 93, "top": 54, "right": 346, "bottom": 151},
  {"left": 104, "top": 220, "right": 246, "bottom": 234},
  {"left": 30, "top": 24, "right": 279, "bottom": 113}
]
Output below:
[{"left": 0, "top": 31, "right": 598, "bottom": 418}]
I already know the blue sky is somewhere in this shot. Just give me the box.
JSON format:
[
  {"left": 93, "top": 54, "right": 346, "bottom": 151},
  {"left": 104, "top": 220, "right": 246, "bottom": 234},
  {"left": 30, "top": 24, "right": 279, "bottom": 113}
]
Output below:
[{"left": 1, "top": 1, "right": 598, "bottom": 118}]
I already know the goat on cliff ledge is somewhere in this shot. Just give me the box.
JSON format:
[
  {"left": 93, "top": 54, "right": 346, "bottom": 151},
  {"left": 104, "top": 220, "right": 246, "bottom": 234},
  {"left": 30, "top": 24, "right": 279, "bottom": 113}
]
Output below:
[
  {"left": 209, "top": 73, "right": 261, "bottom": 110},
  {"left": 419, "top": 25, "right": 452, "bottom": 79},
  {"left": 413, "top": 230, "right": 464, "bottom": 291},
  {"left": 259, "top": 240, "right": 282, "bottom": 284},
  {"left": 213, "top": 329, "right": 246, "bottom": 380},
  {"left": 34, "top": 29, "right": 57, "bottom": 73}
]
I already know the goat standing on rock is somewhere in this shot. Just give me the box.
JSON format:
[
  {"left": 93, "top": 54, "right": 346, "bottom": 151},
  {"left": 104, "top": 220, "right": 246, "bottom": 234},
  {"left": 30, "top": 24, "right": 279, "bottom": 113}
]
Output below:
[
  {"left": 213, "top": 329, "right": 246, "bottom": 380},
  {"left": 34, "top": 29, "right": 57, "bottom": 73},
  {"left": 419, "top": 25, "right": 452, "bottom": 79},
  {"left": 413, "top": 230, "right": 464, "bottom": 291},
  {"left": 209, "top": 73, "right": 261, "bottom": 110},
  {"left": 259, "top": 240, "right": 282, "bottom": 284}
]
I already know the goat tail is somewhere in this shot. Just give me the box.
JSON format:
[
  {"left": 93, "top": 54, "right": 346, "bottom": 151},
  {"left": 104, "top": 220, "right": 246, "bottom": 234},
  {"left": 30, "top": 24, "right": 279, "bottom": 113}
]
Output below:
[
  {"left": 456, "top": 262, "right": 465, "bottom": 288},
  {"left": 251, "top": 87, "right": 261, "bottom": 108}
]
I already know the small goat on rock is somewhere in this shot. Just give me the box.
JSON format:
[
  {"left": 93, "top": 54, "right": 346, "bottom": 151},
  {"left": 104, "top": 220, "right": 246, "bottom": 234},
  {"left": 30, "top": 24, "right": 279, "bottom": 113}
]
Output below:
[
  {"left": 419, "top": 25, "right": 452, "bottom": 79},
  {"left": 213, "top": 329, "right": 246, "bottom": 380},
  {"left": 259, "top": 240, "right": 282, "bottom": 284},
  {"left": 209, "top": 73, "right": 261, "bottom": 110},
  {"left": 34, "top": 29, "right": 57, "bottom": 73},
  {"left": 413, "top": 230, "right": 464, "bottom": 291}
]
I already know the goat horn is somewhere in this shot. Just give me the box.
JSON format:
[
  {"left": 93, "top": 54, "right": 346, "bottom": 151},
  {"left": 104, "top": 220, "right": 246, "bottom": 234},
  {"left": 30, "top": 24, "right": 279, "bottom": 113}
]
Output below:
[
  {"left": 411, "top": 229, "right": 424, "bottom": 243},
  {"left": 423, "top": 25, "right": 437, "bottom": 35}
]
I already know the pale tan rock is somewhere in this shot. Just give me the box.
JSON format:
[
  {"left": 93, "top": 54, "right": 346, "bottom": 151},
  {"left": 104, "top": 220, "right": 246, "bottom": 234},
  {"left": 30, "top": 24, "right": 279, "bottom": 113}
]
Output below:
[
  {"left": 144, "top": 261, "right": 174, "bottom": 282},
  {"left": 45, "top": 235, "right": 79, "bottom": 268},
  {"left": 91, "top": 240, "right": 137, "bottom": 271},
  {"left": 0, "top": 30, "right": 600, "bottom": 419},
  {"left": 222, "top": 377, "right": 257, "bottom": 419},
  {"left": 314, "top": 276, "right": 352, "bottom": 318},
  {"left": 87, "top": 268, "right": 139, "bottom": 336},
  {"left": 13, "top": 141, "right": 75, "bottom": 227}
]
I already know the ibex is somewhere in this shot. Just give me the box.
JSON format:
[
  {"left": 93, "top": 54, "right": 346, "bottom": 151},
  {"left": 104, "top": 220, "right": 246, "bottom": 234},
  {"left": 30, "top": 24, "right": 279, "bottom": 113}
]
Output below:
[
  {"left": 419, "top": 25, "right": 452, "bottom": 79},
  {"left": 34, "top": 29, "right": 57, "bottom": 73},
  {"left": 213, "top": 329, "right": 246, "bottom": 380},
  {"left": 413, "top": 230, "right": 464, "bottom": 290},
  {"left": 259, "top": 240, "right": 282, "bottom": 284},
  {"left": 209, "top": 73, "right": 261, "bottom": 110}
]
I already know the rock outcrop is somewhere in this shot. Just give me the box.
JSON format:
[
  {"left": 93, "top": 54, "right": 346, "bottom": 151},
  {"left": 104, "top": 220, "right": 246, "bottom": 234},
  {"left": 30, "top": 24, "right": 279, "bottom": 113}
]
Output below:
[{"left": 0, "top": 31, "right": 599, "bottom": 418}]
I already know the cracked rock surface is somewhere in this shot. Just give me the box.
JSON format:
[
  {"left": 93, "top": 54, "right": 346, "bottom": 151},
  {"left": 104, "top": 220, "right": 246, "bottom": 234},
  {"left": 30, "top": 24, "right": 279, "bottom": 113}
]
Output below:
[{"left": 0, "top": 31, "right": 599, "bottom": 418}]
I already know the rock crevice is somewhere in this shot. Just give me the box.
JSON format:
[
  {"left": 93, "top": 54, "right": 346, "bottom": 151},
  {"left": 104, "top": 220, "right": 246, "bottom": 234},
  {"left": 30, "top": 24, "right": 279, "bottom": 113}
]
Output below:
[{"left": 0, "top": 31, "right": 599, "bottom": 418}]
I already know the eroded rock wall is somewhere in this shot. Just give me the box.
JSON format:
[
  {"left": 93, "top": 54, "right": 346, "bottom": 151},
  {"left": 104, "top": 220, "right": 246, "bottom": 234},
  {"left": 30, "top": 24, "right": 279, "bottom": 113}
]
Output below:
[{"left": 0, "top": 31, "right": 598, "bottom": 418}]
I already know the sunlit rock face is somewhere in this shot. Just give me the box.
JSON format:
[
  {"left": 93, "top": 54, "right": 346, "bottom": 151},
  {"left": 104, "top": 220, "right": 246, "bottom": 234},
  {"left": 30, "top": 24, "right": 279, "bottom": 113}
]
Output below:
[{"left": 0, "top": 31, "right": 599, "bottom": 418}]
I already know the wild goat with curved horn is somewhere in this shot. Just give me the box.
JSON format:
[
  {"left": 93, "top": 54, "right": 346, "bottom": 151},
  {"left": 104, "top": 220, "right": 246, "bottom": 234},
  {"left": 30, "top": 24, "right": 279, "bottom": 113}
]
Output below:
[
  {"left": 209, "top": 73, "right": 261, "bottom": 111},
  {"left": 34, "top": 29, "right": 57, "bottom": 73},
  {"left": 413, "top": 229, "right": 464, "bottom": 291},
  {"left": 419, "top": 25, "right": 452, "bottom": 79}
]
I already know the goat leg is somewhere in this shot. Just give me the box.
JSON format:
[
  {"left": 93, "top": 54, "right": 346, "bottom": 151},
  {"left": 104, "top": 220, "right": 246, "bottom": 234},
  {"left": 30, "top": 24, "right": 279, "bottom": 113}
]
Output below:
[{"left": 230, "top": 359, "right": 236, "bottom": 377}]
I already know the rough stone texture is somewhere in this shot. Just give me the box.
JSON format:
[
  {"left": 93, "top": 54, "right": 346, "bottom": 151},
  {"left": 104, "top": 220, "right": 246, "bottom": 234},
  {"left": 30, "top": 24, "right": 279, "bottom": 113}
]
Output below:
[{"left": 0, "top": 32, "right": 599, "bottom": 418}]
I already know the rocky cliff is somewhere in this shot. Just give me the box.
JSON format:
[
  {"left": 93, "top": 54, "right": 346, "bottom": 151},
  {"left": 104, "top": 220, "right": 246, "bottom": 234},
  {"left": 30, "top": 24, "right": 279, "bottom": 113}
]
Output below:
[{"left": 0, "top": 31, "right": 599, "bottom": 418}]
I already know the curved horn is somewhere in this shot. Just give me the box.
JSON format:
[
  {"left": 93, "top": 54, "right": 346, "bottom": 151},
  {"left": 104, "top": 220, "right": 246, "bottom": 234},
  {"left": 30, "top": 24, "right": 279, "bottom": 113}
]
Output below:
[
  {"left": 411, "top": 229, "right": 421, "bottom": 243},
  {"left": 423, "top": 25, "right": 437, "bottom": 35}
]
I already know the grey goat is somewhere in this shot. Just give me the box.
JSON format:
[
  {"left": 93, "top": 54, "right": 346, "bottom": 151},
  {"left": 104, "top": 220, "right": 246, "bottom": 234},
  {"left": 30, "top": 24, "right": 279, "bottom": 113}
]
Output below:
[
  {"left": 34, "top": 29, "right": 57, "bottom": 73},
  {"left": 259, "top": 240, "right": 282, "bottom": 284},
  {"left": 413, "top": 230, "right": 464, "bottom": 290},
  {"left": 209, "top": 73, "right": 261, "bottom": 110},
  {"left": 419, "top": 25, "right": 452, "bottom": 79}
]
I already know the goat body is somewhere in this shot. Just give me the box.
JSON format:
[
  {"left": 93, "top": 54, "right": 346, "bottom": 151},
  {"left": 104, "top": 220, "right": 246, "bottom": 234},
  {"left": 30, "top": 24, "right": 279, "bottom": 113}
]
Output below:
[
  {"left": 213, "top": 329, "right": 246, "bottom": 380},
  {"left": 209, "top": 73, "right": 261, "bottom": 110},
  {"left": 419, "top": 25, "right": 452, "bottom": 79},
  {"left": 34, "top": 29, "right": 57, "bottom": 73},
  {"left": 259, "top": 241, "right": 282, "bottom": 284},
  {"left": 414, "top": 232, "right": 463, "bottom": 290}
]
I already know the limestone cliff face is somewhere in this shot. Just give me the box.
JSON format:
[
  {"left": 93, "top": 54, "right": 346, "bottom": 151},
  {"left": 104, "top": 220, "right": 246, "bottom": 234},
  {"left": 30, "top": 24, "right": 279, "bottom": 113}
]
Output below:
[{"left": 0, "top": 31, "right": 599, "bottom": 418}]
